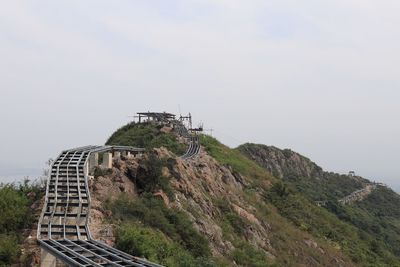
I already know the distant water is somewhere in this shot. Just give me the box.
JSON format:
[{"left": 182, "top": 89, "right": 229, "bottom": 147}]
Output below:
[
  {"left": 0, "top": 166, "right": 45, "bottom": 185},
  {"left": 0, "top": 175, "right": 45, "bottom": 185}
]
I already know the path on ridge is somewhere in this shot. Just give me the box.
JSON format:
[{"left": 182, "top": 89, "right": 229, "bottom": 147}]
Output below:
[{"left": 338, "top": 184, "right": 377, "bottom": 205}]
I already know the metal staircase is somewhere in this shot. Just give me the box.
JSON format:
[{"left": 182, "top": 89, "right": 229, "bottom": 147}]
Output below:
[
  {"left": 181, "top": 136, "right": 201, "bottom": 160},
  {"left": 38, "top": 146, "right": 162, "bottom": 267}
]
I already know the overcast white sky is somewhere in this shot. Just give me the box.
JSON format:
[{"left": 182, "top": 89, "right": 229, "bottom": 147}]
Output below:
[{"left": 1, "top": 1, "right": 399, "bottom": 191}]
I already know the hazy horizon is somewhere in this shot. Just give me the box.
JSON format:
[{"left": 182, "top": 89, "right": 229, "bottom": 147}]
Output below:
[{"left": 1, "top": 1, "right": 399, "bottom": 192}]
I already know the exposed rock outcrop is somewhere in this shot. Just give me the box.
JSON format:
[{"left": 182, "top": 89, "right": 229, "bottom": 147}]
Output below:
[
  {"left": 238, "top": 144, "right": 324, "bottom": 179},
  {"left": 88, "top": 146, "right": 356, "bottom": 266}
]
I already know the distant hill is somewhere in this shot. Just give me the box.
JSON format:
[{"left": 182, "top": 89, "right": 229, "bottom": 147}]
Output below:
[{"left": 239, "top": 143, "right": 400, "bottom": 265}]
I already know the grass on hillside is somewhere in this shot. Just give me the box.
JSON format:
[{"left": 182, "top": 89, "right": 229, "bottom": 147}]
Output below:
[
  {"left": 200, "top": 135, "right": 276, "bottom": 189},
  {"left": 106, "top": 122, "right": 186, "bottom": 155},
  {"left": 116, "top": 222, "right": 216, "bottom": 267},
  {"left": 107, "top": 193, "right": 214, "bottom": 265},
  {"left": 236, "top": 143, "right": 400, "bottom": 265},
  {"left": 265, "top": 182, "right": 400, "bottom": 266},
  {"left": 199, "top": 136, "right": 400, "bottom": 266}
]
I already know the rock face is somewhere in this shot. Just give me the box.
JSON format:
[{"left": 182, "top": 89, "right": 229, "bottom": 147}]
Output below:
[
  {"left": 238, "top": 144, "right": 324, "bottom": 179},
  {"left": 89, "top": 158, "right": 140, "bottom": 245},
  {"left": 238, "top": 143, "right": 371, "bottom": 199},
  {"left": 163, "top": 148, "right": 272, "bottom": 257},
  {"left": 89, "top": 147, "right": 356, "bottom": 266}
]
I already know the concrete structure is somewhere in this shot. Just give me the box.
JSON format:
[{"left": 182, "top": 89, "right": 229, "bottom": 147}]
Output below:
[
  {"left": 40, "top": 249, "right": 56, "bottom": 267},
  {"left": 89, "top": 153, "right": 99, "bottom": 173},
  {"left": 101, "top": 152, "right": 113, "bottom": 169}
]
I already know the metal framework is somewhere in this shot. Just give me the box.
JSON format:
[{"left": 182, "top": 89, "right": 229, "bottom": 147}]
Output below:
[
  {"left": 181, "top": 136, "right": 201, "bottom": 160},
  {"left": 38, "top": 146, "right": 162, "bottom": 267},
  {"left": 172, "top": 119, "right": 201, "bottom": 159},
  {"left": 135, "top": 112, "right": 176, "bottom": 124}
]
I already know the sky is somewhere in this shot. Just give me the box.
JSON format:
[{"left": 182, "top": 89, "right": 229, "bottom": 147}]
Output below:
[{"left": 0, "top": 1, "right": 399, "bottom": 191}]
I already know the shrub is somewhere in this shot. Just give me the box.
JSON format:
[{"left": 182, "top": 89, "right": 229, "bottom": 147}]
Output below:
[
  {"left": 116, "top": 223, "right": 211, "bottom": 267},
  {"left": 0, "top": 182, "right": 44, "bottom": 266},
  {"left": 134, "top": 153, "right": 174, "bottom": 199},
  {"left": 0, "top": 185, "right": 30, "bottom": 233},
  {"left": 215, "top": 197, "right": 249, "bottom": 236},
  {"left": 93, "top": 167, "right": 113, "bottom": 178},
  {"left": 109, "top": 194, "right": 211, "bottom": 258},
  {"left": 231, "top": 242, "right": 270, "bottom": 267},
  {"left": 0, "top": 234, "right": 18, "bottom": 265},
  {"left": 225, "top": 212, "right": 248, "bottom": 236}
]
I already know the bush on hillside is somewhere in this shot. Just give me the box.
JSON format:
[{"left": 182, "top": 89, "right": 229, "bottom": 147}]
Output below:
[
  {"left": 106, "top": 122, "right": 186, "bottom": 155},
  {"left": 0, "top": 185, "right": 30, "bottom": 233},
  {"left": 127, "top": 153, "right": 174, "bottom": 199},
  {"left": 231, "top": 242, "right": 271, "bottom": 267},
  {"left": 0, "top": 234, "right": 18, "bottom": 265},
  {"left": 215, "top": 197, "right": 249, "bottom": 236},
  {"left": 108, "top": 194, "right": 211, "bottom": 258},
  {"left": 116, "top": 222, "right": 215, "bottom": 267},
  {"left": 0, "top": 181, "right": 44, "bottom": 265}
]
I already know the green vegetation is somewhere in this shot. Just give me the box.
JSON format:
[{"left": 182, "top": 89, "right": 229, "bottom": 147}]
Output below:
[
  {"left": 0, "top": 180, "right": 43, "bottom": 266},
  {"left": 238, "top": 143, "right": 366, "bottom": 200},
  {"left": 104, "top": 122, "right": 400, "bottom": 266},
  {"left": 134, "top": 153, "right": 174, "bottom": 199},
  {"left": 93, "top": 167, "right": 113, "bottom": 178},
  {"left": 231, "top": 242, "right": 272, "bottom": 267},
  {"left": 107, "top": 193, "right": 213, "bottom": 265},
  {"left": 284, "top": 172, "right": 364, "bottom": 201},
  {"left": 0, "top": 235, "right": 18, "bottom": 265},
  {"left": 212, "top": 197, "right": 273, "bottom": 267},
  {"left": 200, "top": 135, "right": 341, "bottom": 266},
  {"left": 106, "top": 122, "right": 186, "bottom": 155},
  {"left": 200, "top": 135, "right": 276, "bottom": 188},
  {"left": 265, "top": 182, "right": 400, "bottom": 266},
  {"left": 238, "top": 143, "right": 400, "bottom": 266},
  {"left": 116, "top": 223, "right": 214, "bottom": 267},
  {"left": 330, "top": 187, "right": 400, "bottom": 259},
  {"left": 214, "top": 198, "right": 249, "bottom": 236}
]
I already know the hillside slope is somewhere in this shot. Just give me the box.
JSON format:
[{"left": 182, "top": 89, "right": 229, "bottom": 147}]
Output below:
[
  {"left": 238, "top": 143, "right": 400, "bottom": 266},
  {"left": 97, "top": 122, "right": 400, "bottom": 266},
  {"left": 94, "top": 137, "right": 355, "bottom": 266}
]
